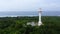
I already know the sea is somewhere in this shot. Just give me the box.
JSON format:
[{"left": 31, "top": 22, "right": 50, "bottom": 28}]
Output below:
[{"left": 0, "top": 11, "right": 60, "bottom": 17}]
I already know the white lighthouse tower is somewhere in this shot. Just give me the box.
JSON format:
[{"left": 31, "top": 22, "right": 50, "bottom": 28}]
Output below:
[{"left": 38, "top": 8, "right": 42, "bottom": 26}]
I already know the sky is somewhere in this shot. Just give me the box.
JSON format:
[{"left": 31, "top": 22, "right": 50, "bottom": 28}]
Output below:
[{"left": 0, "top": 0, "right": 60, "bottom": 11}]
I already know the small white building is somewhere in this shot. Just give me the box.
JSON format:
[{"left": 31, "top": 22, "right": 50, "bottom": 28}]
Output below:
[{"left": 27, "top": 22, "right": 37, "bottom": 26}]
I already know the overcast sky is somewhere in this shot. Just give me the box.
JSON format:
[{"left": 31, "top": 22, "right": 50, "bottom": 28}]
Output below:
[{"left": 0, "top": 0, "right": 60, "bottom": 11}]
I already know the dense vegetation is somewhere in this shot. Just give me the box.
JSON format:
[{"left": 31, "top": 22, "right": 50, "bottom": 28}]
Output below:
[{"left": 0, "top": 16, "right": 60, "bottom": 34}]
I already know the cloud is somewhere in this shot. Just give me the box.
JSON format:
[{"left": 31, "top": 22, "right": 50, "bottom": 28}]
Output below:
[{"left": 0, "top": 0, "right": 60, "bottom": 11}]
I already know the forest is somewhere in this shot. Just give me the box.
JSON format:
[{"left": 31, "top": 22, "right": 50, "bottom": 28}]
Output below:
[{"left": 0, "top": 16, "right": 60, "bottom": 34}]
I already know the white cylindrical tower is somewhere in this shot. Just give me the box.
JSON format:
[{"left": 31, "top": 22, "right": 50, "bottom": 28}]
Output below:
[{"left": 38, "top": 8, "right": 42, "bottom": 26}]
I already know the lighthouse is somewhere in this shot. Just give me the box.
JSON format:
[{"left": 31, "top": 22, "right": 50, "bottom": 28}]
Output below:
[{"left": 38, "top": 8, "right": 42, "bottom": 26}]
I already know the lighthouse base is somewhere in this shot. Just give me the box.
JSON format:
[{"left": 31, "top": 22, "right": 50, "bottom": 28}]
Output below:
[{"left": 38, "top": 21, "right": 42, "bottom": 26}]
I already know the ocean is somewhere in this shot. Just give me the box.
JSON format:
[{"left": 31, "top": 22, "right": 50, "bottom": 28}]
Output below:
[{"left": 0, "top": 11, "right": 60, "bottom": 17}]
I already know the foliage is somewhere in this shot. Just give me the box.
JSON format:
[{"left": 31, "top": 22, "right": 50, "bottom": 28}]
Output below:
[{"left": 0, "top": 16, "right": 60, "bottom": 34}]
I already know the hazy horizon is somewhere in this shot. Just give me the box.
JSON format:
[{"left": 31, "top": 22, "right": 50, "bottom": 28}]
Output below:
[{"left": 0, "top": 11, "right": 60, "bottom": 17}]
